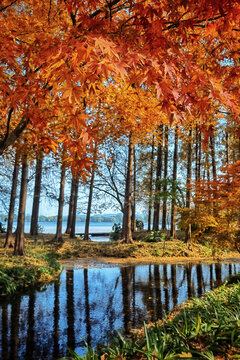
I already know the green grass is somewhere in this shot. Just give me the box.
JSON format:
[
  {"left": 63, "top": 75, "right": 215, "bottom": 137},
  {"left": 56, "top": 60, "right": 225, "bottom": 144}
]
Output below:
[{"left": 61, "top": 279, "right": 240, "bottom": 360}]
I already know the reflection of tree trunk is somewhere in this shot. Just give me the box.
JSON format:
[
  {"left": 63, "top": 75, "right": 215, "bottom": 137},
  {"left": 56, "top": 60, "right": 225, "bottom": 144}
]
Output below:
[
  {"left": 154, "top": 265, "right": 163, "bottom": 319},
  {"left": 215, "top": 263, "right": 222, "bottom": 286},
  {"left": 14, "top": 154, "right": 28, "bottom": 255},
  {"left": 10, "top": 297, "right": 21, "bottom": 360},
  {"left": 210, "top": 264, "right": 214, "bottom": 290},
  {"left": 65, "top": 175, "right": 76, "bottom": 234},
  {"left": 67, "top": 270, "right": 75, "bottom": 351},
  {"left": 153, "top": 125, "right": 163, "bottom": 231},
  {"left": 26, "top": 293, "right": 35, "bottom": 359},
  {"left": 70, "top": 178, "right": 79, "bottom": 238},
  {"left": 53, "top": 282, "right": 60, "bottom": 359},
  {"left": 228, "top": 264, "right": 232, "bottom": 276},
  {"left": 162, "top": 126, "right": 168, "bottom": 230},
  {"left": 30, "top": 156, "right": 43, "bottom": 236},
  {"left": 122, "top": 136, "right": 134, "bottom": 243},
  {"left": 2, "top": 303, "right": 8, "bottom": 359},
  {"left": 163, "top": 264, "right": 169, "bottom": 313},
  {"left": 196, "top": 264, "right": 203, "bottom": 297},
  {"left": 171, "top": 265, "right": 178, "bottom": 308},
  {"left": 186, "top": 264, "right": 193, "bottom": 298},
  {"left": 131, "top": 147, "right": 136, "bottom": 233},
  {"left": 148, "top": 265, "right": 155, "bottom": 321},
  {"left": 5, "top": 152, "right": 19, "bottom": 248},
  {"left": 84, "top": 269, "right": 91, "bottom": 345},
  {"left": 84, "top": 167, "right": 95, "bottom": 240},
  {"left": 121, "top": 266, "right": 132, "bottom": 334},
  {"left": 132, "top": 267, "right": 136, "bottom": 328},
  {"left": 170, "top": 128, "right": 178, "bottom": 238},
  {"left": 55, "top": 163, "right": 66, "bottom": 242},
  {"left": 148, "top": 139, "right": 154, "bottom": 231},
  {"left": 185, "top": 128, "right": 193, "bottom": 244}
]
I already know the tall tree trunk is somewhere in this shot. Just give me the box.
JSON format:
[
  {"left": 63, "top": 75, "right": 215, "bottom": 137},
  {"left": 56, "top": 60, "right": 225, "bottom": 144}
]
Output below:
[
  {"left": 153, "top": 125, "right": 163, "bottom": 231},
  {"left": 54, "top": 162, "right": 66, "bottom": 242},
  {"left": 185, "top": 128, "right": 193, "bottom": 245},
  {"left": 148, "top": 139, "right": 154, "bottom": 231},
  {"left": 65, "top": 175, "right": 77, "bottom": 234},
  {"left": 209, "top": 132, "right": 216, "bottom": 180},
  {"left": 70, "top": 177, "right": 79, "bottom": 238},
  {"left": 226, "top": 131, "right": 229, "bottom": 165},
  {"left": 30, "top": 156, "right": 43, "bottom": 236},
  {"left": 4, "top": 152, "right": 19, "bottom": 248},
  {"left": 121, "top": 135, "right": 134, "bottom": 243},
  {"left": 170, "top": 127, "right": 178, "bottom": 238},
  {"left": 84, "top": 167, "right": 96, "bottom": 240},
  {"left": 131, "top": 146, "right": 136, "bottom": 233},
  {"left": 162, "top": 125, "right": 168, "bottom": 230},
  {"left": 14, "top": 154, "right": 28, "bottom": 255}
]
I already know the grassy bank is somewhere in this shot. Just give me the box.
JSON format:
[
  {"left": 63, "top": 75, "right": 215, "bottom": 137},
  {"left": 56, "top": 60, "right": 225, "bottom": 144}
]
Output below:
[
  {"left": 61, "top": 277, "right": 240, "bottom": 360},
  {"left": 0, "top": 241, "right": 62, "bottom": 296}
]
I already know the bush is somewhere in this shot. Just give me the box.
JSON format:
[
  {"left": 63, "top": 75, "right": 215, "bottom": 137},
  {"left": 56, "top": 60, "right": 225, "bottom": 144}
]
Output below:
[
  {"left": 110, "top": 223, "right": 122, "bottom": 241},
  {"left": 136, "top": 219, "right": 144, "bottom": 230},
  {"left": 146, "top": 231, "right": 165, "bottom": 242}
]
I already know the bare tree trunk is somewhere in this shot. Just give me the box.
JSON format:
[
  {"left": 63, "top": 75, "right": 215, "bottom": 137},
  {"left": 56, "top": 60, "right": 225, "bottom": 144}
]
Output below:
[
  {"left": 170, "top": 127, "right": 178, "bottom": 238},
  {"left": 153, "top": 125, "right": 163, "bottom": 231},
  {"left": 55, "top": 163, "right": 66, "bottom": 242},
  {"left": 70, "top": 177, "right": 79, "bottom": 238},
  {"left": 148, "top": 139, "right": 154, "bottom": 231},
  {"left": 4, "top": 153, "right": 19, "bottom": 248},
  {"left": 162, "top": 125, "right": 168, "bottom": 230},
  {"left": 14, "top": 155, "right": 28, "bottom": 255},
  {"left": 131, "top": 146, "right": 136, "bottom": 233},
  {"left": 226, "top": 131, "right": 229, "bottom": 165},
  {"left": 185, "top": 128, "right": 193, "bottom": 245},
  {"left": 30, "top": 156, "right": 43, "bottom": 236},
  {"left": 65, "top": 175, "right": 77, "bottom": 234},
  {"left": 84, "top": 169, "right": 95, "bottom": 240},
  {"left": 121, "top": 135, "right": 134, "bottom": 243}
]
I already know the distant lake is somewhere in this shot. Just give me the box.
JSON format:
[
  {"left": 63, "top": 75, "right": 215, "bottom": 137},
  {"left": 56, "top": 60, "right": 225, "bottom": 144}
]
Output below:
[{"left": 11, "top": 221, "right": 115, "bottom": 241}]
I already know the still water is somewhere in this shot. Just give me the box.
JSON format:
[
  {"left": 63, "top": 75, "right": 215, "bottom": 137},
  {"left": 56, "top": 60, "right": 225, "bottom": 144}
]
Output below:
[{"left": 0, "top": 261, "right": 239, "bottom": 360}]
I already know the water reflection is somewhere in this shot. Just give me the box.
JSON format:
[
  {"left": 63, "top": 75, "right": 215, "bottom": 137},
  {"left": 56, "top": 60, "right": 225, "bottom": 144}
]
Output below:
[{"left": 0, "top": 261, "right": 239, "bottom": 360}]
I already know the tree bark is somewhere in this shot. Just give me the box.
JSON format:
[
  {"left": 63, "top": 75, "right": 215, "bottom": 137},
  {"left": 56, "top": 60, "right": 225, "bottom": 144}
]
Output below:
[
  {"left": 152, "top": 125, "right": 163, "bottom": 231},
  {"left": 148, "top": 139, "right": 154, "bottom": 231},
  {"left": 170, "top": 127, "right": 178, "bottom": 238},
  {"left": 54, "top": 163, "right": 66, "bottom": 242},
  {"left": 65, "top": 175, "right": 77, "bottom": 234},
  {"left": 162, "top": 125, "right": 168, "bottom": 230},
  {"left": 14, "top": 154, "right": 28, "bottom": 255},
  {"left": 30, "top": 156, "right": 43, "bottom": 236},
  {"left": 4, "top": 152, "right": 19, "bottom": 248},
  {"left": 70, "top": 177, "right": 79, "bottom": 238},
  {"left": 121, "top": 135, "right": 134, "bottom": 243},
  {"left": 185, "top": 128, "right": 193, "bottom": 245},
  {"left": 131, "top": 146, "right": 136, "bottom": 233},
  {"left": 84, "top": 167, "right": 95, "bottom": 240},
  {"left": 209, "top": 132, "right": 216, "bottom": 180}
]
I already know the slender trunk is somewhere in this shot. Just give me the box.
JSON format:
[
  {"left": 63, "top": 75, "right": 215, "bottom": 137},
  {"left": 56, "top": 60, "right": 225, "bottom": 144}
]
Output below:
[
  {"left": 185, "top": 128, "right": 193, "bottom": 244},
  {"left": 170, "top": 127, "right": 178, "bottom": 238},
  {"left": 148, "top": 139, "right": 154, "bottom": 231},
  {"left": 30, "top": 156, "right": 43, "bottom": 236},
  {"left": 131, "top": 146, "right": 136, "bottom": 232},
  {"left": 153, "top": 125, "right": 163, "bottom": 231},
  {"left": 209, "top": 132, "right": 216, "bottom": 180},
  {"left": 55, "top": 163, "right": 66, "bottom": 242},
  {"left": 65, "top": 175, "right": 77, "bottom": 234},
  {"left": 14, "top": 155, "right": 28, "bottom": 255},
  {"left": 226, "top": 131, "right": 229, "bottom": 165},
  {"left": 162, "top": 126, "right": 168, "bottom": 230},
  {"left": 198, "top": 131, "right": 202, "bottom": 180},
  {"left": 70, "top": 177, "right": 79, "bottom": 238},
  {"left": 4, "top": 153, "right": 19, "bottom": 248},
  {"left": 84, "top": 168, "right": 95, "bottom": 240},
  {"left": 121, "top": 135, "right": 134, "bottom": 243}
]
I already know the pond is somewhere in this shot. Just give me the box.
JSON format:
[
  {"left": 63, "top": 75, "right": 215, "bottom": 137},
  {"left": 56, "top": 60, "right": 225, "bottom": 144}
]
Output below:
[{"left": 0, "top": 261, "right": 239, "bottom": 360}]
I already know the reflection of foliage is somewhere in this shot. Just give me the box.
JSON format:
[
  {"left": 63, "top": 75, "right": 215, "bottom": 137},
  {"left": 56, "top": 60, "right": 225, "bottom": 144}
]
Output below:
[
  {"left": 136, "top": 219, "right": 144, "bottom": 230},
  {"left": 110, "top": 223, "right": 122, "bottom": 241}
]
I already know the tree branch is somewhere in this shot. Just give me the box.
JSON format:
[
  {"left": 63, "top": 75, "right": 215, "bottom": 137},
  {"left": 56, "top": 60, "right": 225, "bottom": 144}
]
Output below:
[{"left": 0, "top": 115, "right": 29, "bottom": 155}]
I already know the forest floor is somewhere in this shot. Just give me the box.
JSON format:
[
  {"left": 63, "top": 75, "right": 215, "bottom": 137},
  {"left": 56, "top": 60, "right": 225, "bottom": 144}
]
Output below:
[{"left": 0, "top": 231, "right": 240, "bottom": 295}]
